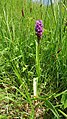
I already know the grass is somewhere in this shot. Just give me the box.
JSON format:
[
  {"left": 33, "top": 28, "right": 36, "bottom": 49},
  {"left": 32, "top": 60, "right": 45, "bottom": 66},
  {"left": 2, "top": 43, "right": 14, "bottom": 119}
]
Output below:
[{"left": 0, "top": 0, "right": 67, "bottom": 118}]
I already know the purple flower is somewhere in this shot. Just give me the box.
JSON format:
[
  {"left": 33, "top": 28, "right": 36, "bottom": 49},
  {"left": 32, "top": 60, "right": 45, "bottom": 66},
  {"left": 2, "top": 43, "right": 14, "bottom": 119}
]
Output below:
[{"left": 35, "top": 20, "right": 43, "bottom": 40}]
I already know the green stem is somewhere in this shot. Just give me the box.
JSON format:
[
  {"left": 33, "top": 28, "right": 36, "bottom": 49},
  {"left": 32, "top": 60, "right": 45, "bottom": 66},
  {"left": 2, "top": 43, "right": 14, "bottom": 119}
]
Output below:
[
  {"left": 36, "top": 40, "right": 40, "bottom": 78},
  {"left": 33, "top": 40, "right": 40, "bottom": 97}
]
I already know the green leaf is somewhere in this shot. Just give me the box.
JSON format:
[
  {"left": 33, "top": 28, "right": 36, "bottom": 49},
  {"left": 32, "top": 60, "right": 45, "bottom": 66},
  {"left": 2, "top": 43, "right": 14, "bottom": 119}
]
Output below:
[
  {"left": 64, "top": 100, "right": 67, "bottom": 109},
  {"left": 58, "top": 109, "right": 67, "bottom": 118},
  {"left": 55, "top": 90, "right": 67, "bottom": 98},
  {"left": 22, "top": 65, "right": 28, "bottom": 72},
  {"left": 61, "top": 93, "right": 67, "bottom": 109},
  {"left": 44, "top": 100, "right": 60, "bottom": 119},
  {"left": 0, "top": 115, "right": 7, "bottom": 119},
  {"left": 13, "top": 65, "right": 23, "bottom": 85}
]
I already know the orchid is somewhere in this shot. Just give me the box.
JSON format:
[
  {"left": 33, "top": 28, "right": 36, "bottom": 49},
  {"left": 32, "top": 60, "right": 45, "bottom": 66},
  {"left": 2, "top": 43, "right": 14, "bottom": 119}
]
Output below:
[{"left": 35, "top": 20, "right": 43, "bottom": 40}]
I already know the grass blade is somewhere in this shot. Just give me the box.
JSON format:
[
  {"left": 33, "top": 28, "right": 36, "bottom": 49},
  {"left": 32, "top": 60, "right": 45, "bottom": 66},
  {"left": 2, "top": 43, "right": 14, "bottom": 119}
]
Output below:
[{"left": 44, "top": 100, "right": 60, "bottom": 119}]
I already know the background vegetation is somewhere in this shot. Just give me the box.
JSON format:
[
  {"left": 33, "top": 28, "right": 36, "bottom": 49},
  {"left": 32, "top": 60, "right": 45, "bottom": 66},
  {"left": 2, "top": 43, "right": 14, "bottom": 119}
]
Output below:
[{"left": 0, "top": 0, "right": 67, "bottom": 118}]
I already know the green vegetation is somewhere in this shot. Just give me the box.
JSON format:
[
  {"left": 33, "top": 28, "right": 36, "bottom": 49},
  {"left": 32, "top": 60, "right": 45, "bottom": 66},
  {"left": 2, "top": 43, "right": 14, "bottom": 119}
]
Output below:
[{"left": 0, "top": 0, "right": 67, "bottom": 118}]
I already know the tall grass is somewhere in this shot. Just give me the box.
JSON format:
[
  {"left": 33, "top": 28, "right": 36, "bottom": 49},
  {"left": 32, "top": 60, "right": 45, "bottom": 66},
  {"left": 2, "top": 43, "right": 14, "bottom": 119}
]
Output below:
[{"left": 0, "top": 0, "right": 67, "bottom": 118}]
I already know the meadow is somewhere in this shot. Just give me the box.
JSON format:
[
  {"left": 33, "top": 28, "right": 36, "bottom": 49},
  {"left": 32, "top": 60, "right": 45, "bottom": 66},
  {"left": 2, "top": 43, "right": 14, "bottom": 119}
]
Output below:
[{"left": 0, "top": 0, "right": 67, "bottom": 118}]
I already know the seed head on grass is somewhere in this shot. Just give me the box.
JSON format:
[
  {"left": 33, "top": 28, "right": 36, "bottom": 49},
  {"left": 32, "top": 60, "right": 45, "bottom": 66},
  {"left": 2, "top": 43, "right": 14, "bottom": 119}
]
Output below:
[
  {"left": 22, "top": 8, "right": 24, "bottom": 17},
  {"left": 35, "top": 20, "right": 43, "bottom": 41}
]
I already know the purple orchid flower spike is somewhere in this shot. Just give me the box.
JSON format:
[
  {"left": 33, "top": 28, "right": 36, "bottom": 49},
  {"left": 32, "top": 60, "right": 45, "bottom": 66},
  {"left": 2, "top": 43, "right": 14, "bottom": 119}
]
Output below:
[
  {"left": 35, "top": 20, "right": 43, "bottom": 42},
  {"left": 33, "top": 20, "right": 43, "bottom": 98}
]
